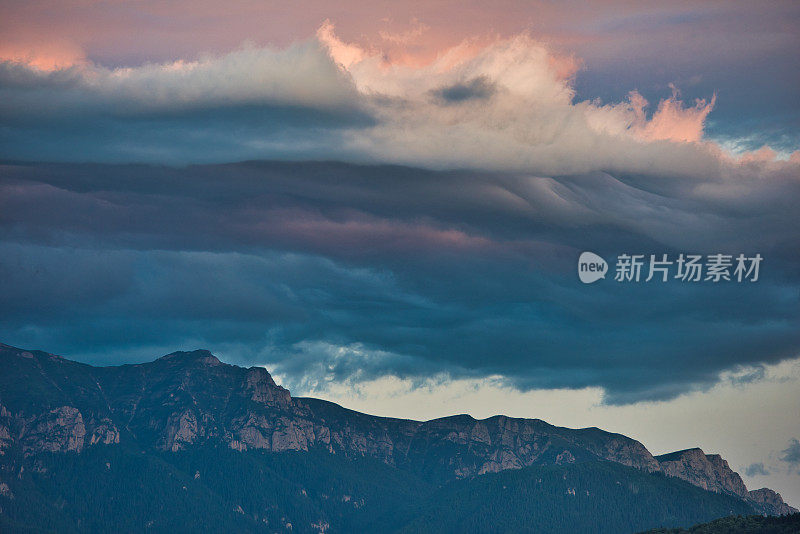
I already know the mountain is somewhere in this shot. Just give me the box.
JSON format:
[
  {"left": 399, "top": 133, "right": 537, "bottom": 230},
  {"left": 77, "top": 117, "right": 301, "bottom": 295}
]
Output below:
[
  {"left": 0, "top": 342, "right": 795, "bottom": 533},
  {"left": 655, "top": 449, "right": 796, "bottom": 516}
]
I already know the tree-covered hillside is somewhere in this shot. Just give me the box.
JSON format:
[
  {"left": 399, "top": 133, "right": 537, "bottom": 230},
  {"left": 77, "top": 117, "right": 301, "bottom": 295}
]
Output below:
[
  {"left": 0, "top": 446, "right": 756, "bottom": 534},
  {"left": 638, "top": 513, "right": 800, "bottom": 533},
  {"left": 390, "top": 460, "right": 755, "bottom": 534}
]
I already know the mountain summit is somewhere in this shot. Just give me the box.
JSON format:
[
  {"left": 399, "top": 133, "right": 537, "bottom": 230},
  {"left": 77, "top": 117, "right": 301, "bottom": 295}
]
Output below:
[{"left": 0, "top": 343, "right": 795, "bottom": 533}]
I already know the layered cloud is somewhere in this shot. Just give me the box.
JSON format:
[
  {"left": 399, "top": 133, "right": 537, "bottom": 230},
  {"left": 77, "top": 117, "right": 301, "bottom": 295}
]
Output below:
[
  {"left": 0, "top": 18, "right": 798, "bottom": 404},
  {"left": 1, "top": 158, "right": 798, "bottom": 403}
]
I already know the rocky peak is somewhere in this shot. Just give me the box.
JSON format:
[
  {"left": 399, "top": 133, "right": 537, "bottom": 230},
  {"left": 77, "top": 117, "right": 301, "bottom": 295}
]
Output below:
[
  {"left": 748, "top": 488, "right": 799, "bottom": 516},
  {"left": 244, "top": 367, "right": 292, "bottom": 408},
  {"left": 656, "top": 448, "right": 748, "bottom": 498}
]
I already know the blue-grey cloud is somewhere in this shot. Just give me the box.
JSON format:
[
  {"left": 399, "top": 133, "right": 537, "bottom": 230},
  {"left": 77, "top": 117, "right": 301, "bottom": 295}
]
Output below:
[
  {"left": 744, "top": 463, "right": 770, "bottom": 477},
  {"left": 1, "top": 160, "right": 798, "bottom": 403},
  {"left": 781, "top": 439, "right": 800, "bottom": 466},
  {"left": 0, "top": 41, "right": 373, "bottom": 164}
]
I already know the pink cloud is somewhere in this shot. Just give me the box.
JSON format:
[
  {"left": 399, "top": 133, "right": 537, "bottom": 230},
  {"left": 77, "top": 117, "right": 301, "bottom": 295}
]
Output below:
[
  {"left": 242, "top": 208, "right": 497, "bottom": 256},
  {"left": 0, "top": 40, "right": 86, "bottom": 70},
  {"left": 629, "top": 85, "right": 716, "bottom": 143}
]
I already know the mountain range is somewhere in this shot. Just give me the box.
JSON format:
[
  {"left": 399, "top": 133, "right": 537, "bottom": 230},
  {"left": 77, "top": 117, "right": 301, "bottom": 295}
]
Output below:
[{"left": 0, "top": 342, "right": 795, "bottom": 533}]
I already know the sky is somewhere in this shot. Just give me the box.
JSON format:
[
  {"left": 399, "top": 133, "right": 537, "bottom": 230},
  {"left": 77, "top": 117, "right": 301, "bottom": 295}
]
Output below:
[{"left": 0, "top": 0, "right": 799, "bottom": 505}]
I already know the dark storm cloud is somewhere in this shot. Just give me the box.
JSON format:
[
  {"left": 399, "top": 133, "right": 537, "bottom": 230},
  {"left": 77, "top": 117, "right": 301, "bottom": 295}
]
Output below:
[{"left": 1, "top": 161, "right": 798, "bottom": 403}]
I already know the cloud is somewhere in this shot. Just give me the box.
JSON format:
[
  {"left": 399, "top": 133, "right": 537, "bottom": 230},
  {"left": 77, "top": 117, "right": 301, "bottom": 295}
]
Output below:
[
  {"left": 0, "top": 39, "right": 359, "bottom": 112},
  {"left": 781, "top": 439, "right": 800, "bottom": 466},
  {"left": 1, "top": 24, "right": 793, "bottom": 176},
  {"left": 1, "top": 159, "right": 799, "bottom": 403},
  {"left": 2, "top": 2, "right": 796, "bottom": 150},
  {"left": 0, "top": 19, "right": 797, "bottom": 405},
  {"left": 744, "top": 462, "right": 770, "bottom": 477},
  {"left": 0, "top": 36, "right": 371, "bottom": 163},
  {"left": 431, "top": 76, "right": 497, "bottom": 104},
  {"left": 625, "top": 85, "right": 716, "bottom": 143}
]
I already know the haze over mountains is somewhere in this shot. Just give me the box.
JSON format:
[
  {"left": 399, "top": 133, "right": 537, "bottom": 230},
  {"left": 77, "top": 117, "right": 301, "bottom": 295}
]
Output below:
[{"left": 0, "top": 342, "right": 795, "bottom": 533}]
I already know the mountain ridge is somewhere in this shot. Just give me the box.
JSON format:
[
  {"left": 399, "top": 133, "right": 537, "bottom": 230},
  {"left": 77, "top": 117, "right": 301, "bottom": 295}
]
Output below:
[{"left": 0, "top": 342, "right": 795, "bottom": 522}]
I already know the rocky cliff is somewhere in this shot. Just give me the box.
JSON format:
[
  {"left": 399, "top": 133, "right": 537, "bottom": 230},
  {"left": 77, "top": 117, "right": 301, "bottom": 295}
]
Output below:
[
  {"left": 656, "top": 448, "right": 749, "bottom": 498},
  {"left": 748, "top": 487, "right": 797, "bottom": 516},
  {"left": 653, "top": 448, "right": 797, "bottom": 515},
  {"left": 0, "top": 342, "right": 795, "bottom": 517}
]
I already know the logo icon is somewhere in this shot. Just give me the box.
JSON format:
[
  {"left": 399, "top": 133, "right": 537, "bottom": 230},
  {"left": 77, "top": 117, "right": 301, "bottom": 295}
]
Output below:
[{"left": 578, "top": 252, "right": 607, "bottom": 284}]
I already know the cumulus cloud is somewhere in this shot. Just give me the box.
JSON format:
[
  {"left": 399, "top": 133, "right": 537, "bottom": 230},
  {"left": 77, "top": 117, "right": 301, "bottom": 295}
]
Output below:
[
  {"left": 2, "top": 2, "right": 797, "bottom": 151},
  {"left": 324, "top": 28, "right": 739, "bottom": 176},
  {"left": 629, "top": 85, "right": 716, "bottom": 143},
  {"left": 1, "top": 24, "right": 792, "bottom": 177}
]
